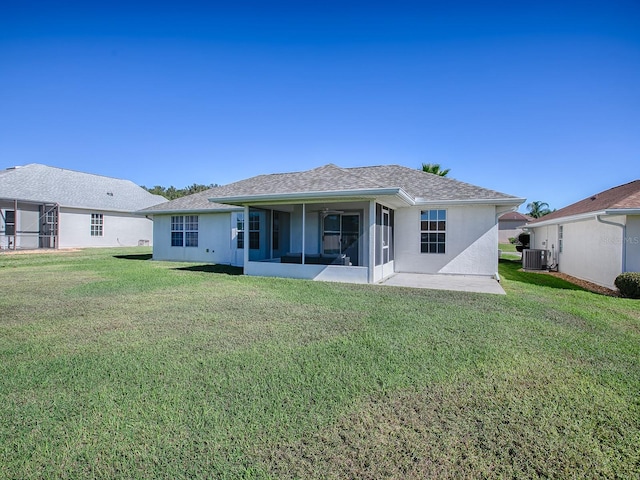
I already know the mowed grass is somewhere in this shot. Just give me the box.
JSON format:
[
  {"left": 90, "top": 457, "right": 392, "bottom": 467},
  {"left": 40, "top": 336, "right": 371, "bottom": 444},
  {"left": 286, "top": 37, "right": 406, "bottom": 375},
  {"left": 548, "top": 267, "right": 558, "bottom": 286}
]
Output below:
[{"left": 1, "top": 249, "right": 639, "bottom": 479}]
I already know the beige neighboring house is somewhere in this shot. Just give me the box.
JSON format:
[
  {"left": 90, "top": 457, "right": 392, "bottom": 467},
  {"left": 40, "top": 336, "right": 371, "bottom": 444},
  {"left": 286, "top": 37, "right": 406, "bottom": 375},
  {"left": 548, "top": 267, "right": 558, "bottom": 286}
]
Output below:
[
  {"left": 498, "top": 211, "right": 532, "bottom": 243},
  {"left": 141, "top": 163, "right": 524, "bottom": 284},
  {"left": 526, "top": 180, "right": 640, "bottom": 290},
  {"left": 0, "top": 164, "right": 166, "bottom": 250}
]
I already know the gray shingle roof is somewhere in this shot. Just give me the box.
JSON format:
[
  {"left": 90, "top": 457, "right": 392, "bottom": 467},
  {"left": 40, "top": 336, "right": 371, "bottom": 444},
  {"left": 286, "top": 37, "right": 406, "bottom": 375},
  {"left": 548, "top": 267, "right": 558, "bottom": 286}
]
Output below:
[
  {"left": 142, "top": 163, "right": 522, "bottom": 213},
  {"left": 139, "top": 187, "right": 242, "bottom": 213},
  {"left": 347, "top": 165, "right": 517, "bottom": 201},
  {"left": 0, "top": 164, "right": 166, "bottom": 211}
]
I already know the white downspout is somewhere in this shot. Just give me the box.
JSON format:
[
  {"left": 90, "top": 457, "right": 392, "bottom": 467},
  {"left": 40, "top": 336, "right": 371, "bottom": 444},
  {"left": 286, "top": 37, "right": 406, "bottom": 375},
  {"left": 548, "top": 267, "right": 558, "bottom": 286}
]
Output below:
[
  {"left": 301, "top": 203, "right": 305, "bottom": 265},
  {"left": 597, "top": 214, "right": 626, "bottom": 273}
]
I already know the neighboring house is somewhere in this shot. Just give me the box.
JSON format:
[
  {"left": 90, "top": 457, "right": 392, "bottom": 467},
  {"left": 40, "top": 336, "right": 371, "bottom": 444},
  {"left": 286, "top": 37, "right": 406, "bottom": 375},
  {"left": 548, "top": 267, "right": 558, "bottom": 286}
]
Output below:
[
  {"left": 141, "top": 163, "right": 524, "bottom": 284},
  {"left": 526, "top": 180, "right": 640, "bottom": 290},
  {"left": 0, "top": 164, "right": 166, "bottom": 250},
  {"left": 498, "top": 211, "right": 532, "bottom": 243}
]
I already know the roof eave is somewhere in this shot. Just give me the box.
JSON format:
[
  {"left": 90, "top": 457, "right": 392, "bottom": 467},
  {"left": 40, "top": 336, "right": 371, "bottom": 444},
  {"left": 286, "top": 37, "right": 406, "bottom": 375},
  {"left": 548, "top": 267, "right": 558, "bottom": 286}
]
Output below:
[
  {"left": 526, "top": 210, "right": 607, "bottom": 228},
  {"left": 135, "top": 206, "right": 243, "bottom": 215},
  {"left": 414, "top": 197, "right": 525, "bottom": 207},
  {"left": 208, "top": 188, "right": 415, "bottom": 206},
  {"left": 605, "top": 208, "right": 640, "bottom": 215}
]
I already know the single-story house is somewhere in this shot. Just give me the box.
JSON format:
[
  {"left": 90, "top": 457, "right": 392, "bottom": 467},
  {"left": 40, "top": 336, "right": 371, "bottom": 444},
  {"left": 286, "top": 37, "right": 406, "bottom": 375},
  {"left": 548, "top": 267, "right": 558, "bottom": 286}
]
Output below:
[
  {"left": 141, "top": 163, "right": 524, "bottom": 284},
  {"left": 498, "top": 211, "right": 532, "bottom": 243},
  {"left": 0, "top": 164, "right": 166, "bottom": 250},
  {"left": 526, "top": 180, "right": 640, "bottom": 290}
]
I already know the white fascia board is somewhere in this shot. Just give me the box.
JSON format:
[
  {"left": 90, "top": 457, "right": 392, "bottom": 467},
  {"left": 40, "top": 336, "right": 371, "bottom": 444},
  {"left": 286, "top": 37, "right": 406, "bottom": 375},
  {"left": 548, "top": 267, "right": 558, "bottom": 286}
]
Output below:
[
  {"left": 134, "top": 207, "right": 243, "bottom": 216},
  {"left": 61, "top": 205, "right": 153, "bottom": 214},
  {"left": 413, "top": 197, "right": 525, "bottom": 207},
  {"left": 525, "top": 210, "right": 606, "bottom": 228},
  {"left": 208, "top": 188, "right": 415, "bottom": 206}
]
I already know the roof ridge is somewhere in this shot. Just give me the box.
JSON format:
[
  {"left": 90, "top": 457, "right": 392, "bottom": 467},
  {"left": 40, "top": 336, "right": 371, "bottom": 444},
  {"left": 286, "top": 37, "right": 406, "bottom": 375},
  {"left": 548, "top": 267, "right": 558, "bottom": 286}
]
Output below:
[{"left": 4, "top": 163, "right": 139, "bottom": 184}]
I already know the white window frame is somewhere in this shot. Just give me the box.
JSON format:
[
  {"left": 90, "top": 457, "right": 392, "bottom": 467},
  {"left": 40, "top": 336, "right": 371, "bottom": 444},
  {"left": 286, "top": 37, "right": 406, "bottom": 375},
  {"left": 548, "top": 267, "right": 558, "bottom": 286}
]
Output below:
[
  {"left": 91, "top": 213, "right": 104, "bottom": 237},
  {"left": 171, "top": 215, "right": 198, "bottom": 247},
  {"left": 420, "top": 209, "right": 446, "bottom": 254}
]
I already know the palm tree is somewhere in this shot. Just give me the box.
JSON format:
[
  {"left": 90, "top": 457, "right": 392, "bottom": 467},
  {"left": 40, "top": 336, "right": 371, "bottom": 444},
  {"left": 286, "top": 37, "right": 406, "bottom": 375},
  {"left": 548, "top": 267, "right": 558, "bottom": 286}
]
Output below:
[
  {"left": 526, "top": 201, "right": 552, "bottom": 218},
  {"left": 421, "top": 163, "right": 450, "bottom": 176}
]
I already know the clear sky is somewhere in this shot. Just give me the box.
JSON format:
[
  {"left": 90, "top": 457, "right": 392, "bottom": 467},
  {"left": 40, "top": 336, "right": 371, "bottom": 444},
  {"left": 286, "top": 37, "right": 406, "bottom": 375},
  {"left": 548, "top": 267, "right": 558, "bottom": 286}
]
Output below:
[{"left": 1, "top": 1, "right": 639, "bottom": 211}]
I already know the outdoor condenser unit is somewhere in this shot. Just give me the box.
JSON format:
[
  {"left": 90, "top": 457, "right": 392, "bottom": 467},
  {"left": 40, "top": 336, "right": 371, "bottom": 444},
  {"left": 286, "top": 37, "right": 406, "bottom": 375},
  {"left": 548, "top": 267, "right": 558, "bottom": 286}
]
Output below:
[{"left": 522, "top": 249, "right": 549, "bottom": 270}]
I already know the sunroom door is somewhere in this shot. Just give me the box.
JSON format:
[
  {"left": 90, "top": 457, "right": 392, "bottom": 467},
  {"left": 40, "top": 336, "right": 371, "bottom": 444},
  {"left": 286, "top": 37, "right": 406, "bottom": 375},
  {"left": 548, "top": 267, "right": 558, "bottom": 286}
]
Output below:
[{"left": 322, "top": 213, "right": 359, "bottom": 266}]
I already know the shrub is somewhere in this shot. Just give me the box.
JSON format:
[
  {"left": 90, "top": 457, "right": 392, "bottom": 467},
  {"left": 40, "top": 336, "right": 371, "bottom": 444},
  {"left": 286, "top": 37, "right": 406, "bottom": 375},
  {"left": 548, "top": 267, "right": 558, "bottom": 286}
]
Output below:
[
  {"left": 508, "top": 237, "right": 517, "bottom": 244},
  {"left": 614, "top": 272, "right": 640, "bottom": 299}
]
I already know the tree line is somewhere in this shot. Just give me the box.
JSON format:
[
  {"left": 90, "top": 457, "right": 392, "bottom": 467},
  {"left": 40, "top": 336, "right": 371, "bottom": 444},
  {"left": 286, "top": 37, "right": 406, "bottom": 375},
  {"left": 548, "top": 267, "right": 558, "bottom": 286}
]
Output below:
[{"left": 142, "top": 183, "right": 219, "bottom": 200}]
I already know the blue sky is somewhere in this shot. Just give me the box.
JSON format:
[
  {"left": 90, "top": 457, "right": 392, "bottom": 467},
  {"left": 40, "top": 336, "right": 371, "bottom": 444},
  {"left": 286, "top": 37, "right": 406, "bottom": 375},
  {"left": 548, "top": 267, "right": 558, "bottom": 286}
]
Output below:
[{"left": 1, "top": 1, "right": 639, "bottom": 211}]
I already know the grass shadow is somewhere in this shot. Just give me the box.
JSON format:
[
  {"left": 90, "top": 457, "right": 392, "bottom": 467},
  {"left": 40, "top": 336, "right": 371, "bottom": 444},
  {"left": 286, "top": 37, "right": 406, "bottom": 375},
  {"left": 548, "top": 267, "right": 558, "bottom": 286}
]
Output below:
[
  {"left": 499, "top": 259, "right": 584, "bottom": 291},
  {"left": 113, "top": 254, "right": 153, "bottom": 261},
  {"left": 175, "top": 264, "right": 243, "bottom": 275}
]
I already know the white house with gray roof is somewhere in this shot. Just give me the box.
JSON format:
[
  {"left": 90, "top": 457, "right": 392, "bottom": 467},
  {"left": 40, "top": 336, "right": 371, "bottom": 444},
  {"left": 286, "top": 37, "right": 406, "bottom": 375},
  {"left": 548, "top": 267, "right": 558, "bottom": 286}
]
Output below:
[
  {"left": 141, "top": 164, "right": 524, "bottom": 284},
  {"left": 0, "top": 164, "right": 166, "bottom": 250}
]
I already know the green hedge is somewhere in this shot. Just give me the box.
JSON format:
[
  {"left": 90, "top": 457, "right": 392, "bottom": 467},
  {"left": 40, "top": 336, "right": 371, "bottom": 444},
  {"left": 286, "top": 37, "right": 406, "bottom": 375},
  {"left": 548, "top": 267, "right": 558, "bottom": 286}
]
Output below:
[{"left": 614, "top": 272, "right": 640, "bottom": 299}]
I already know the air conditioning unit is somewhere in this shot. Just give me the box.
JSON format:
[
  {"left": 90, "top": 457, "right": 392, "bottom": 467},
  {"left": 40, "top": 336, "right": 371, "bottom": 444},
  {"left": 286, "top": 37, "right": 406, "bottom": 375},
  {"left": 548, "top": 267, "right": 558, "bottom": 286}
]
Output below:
[{"left": 522, "top": 249, "right": 548, "bottom": 270}]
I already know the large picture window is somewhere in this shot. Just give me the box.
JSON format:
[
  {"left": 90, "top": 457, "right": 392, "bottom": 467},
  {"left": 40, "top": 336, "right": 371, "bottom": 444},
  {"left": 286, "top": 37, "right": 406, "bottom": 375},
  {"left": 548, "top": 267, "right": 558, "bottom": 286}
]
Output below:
[
  {"left": 91, "top": 213, "right": 103, "bottom": 237},
  {"left": 420, "top": 209, "right": 446, "bottom": 254},
  {"left": 171, "top": 215, "right": 198, "bottom": 247}
]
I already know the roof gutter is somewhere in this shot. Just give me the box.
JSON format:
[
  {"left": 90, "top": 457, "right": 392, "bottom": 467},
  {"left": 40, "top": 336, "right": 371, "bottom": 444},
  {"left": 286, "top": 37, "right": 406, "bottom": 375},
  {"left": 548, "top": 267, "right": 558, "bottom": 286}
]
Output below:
[
  {"left": 604, "top": 208, "right": 640, "bottom": 215},
  {"left": 414, "top": 197, "right": 525, "bottom": 207},
  {"left": 135, "top": 206, "right": 243, "bottom": 216},
  {"left": 526, "top": 210, "right": 607, "bottom": 228},
  {"left": 208, "top": 187, "right": 415, "bottom": 206},
  {"left": 528, "top": 208, "right": 638, "bottom": 228}
]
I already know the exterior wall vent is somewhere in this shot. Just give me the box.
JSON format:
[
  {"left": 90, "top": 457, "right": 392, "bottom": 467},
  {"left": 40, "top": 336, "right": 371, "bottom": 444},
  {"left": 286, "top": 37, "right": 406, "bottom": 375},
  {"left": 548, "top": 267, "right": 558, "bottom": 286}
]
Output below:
[{"left": 522, "top": 249, "right": 548, "bottom": 270}]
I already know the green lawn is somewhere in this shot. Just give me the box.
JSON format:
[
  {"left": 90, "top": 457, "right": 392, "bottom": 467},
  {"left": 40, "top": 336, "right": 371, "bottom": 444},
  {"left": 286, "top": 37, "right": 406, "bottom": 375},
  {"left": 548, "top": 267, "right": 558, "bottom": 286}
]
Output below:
[
  {"left": 499, "top": 242, "right": 518, "bottom": 252},
  {"left": 1, "top": 248, "right": 639, "bottom": 479}
]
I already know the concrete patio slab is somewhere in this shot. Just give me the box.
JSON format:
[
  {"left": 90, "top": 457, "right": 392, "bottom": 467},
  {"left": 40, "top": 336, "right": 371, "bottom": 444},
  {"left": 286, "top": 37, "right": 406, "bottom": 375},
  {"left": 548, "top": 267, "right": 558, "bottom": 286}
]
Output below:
[{"left": 380, "top": 272, "right": 506, "bottom": 295}]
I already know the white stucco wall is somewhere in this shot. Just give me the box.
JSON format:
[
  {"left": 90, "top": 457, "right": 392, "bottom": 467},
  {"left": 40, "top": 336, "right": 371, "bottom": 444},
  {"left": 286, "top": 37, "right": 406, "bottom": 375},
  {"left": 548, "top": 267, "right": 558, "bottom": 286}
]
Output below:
[
  {"left": 531, "top": 216, "right": 624, "bottom": 289},
  {"left": 624, "top": 215, "right": 640, "bottom": 273},
  {"left": 58, "top": 208, "right": 154, "bottom": 248},
  {"left": 151, "top": 212, "right": 243, "bottom": 265},
  {"left": 393, "top": 204, "right": 499, "bottom": 276}
]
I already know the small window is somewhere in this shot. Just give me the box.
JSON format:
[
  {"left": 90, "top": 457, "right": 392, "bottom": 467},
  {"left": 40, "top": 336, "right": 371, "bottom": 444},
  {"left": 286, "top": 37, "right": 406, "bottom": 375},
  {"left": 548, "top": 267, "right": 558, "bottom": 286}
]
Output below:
[
  {"left": 237, "top": 213, "right": 244, "bottom": 249},
  {"left": 559, "top": 225, "right": 563, "bottom": 253},
  {"left": 91, "top": 213, "right": 104, "bottom": 237},
  {"left": 420, "top": 209, "right": 446, "bottom": 254}
]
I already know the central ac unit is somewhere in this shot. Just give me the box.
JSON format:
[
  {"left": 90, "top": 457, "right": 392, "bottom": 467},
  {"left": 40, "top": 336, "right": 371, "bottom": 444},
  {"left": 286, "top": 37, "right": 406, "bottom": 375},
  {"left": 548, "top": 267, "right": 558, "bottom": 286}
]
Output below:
[{"left": 522, "top": 249, "right": 548, "bottom": 270}]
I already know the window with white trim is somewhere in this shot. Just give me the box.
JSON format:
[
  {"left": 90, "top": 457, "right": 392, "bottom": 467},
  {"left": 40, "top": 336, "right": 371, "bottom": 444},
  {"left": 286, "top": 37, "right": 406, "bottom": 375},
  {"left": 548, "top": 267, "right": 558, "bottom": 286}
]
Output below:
[
  {"left": 249, "top": 211, "right": 260, "bottom": 249},
  {"left": 91, "top": 213, "right": 103, "bottom": 237},
  {"left": 171, "top": 215, "right": 198, "bottom": 247},
  {"left": 420, "top": 209, "right": 446, "bottom": 254},
  {"left": 237, "top": 213, "right": 244, "bottom": 249},
  {"left": 559, "top": 225, "right": 563, "bottom": 253}
]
